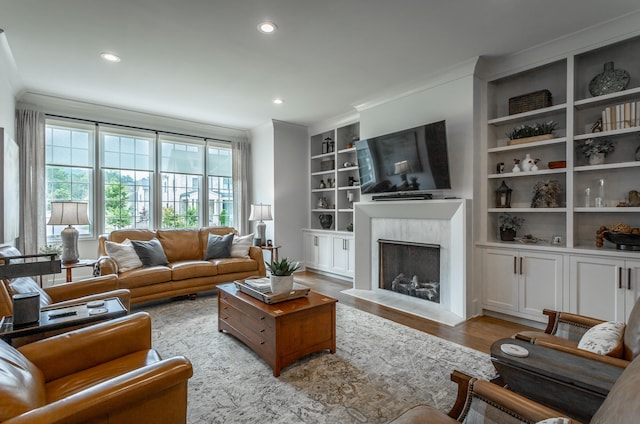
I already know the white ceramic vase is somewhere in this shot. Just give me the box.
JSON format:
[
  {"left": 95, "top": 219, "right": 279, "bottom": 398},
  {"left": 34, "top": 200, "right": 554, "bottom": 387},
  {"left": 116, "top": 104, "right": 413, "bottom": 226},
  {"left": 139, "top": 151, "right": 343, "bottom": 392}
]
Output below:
[
  {"left": 269, "top": 275, "right": 294, "bottom": 295},
  {"left": 589, "top": 152, "right": 605, "bottom": 165}
]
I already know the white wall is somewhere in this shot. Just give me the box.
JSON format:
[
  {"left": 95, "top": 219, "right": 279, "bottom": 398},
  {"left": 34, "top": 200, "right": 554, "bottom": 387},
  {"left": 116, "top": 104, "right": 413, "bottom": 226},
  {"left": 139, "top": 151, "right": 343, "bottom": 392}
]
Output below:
[{"left": 249, "top": 121, "right": 275, "bottom": 241}]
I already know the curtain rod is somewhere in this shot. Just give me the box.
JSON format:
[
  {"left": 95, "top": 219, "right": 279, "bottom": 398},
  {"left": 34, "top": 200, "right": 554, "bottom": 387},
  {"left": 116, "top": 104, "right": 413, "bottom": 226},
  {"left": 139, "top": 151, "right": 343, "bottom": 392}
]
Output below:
[{"left": 44, "top": 113, "right": 231, "bottom": 144}]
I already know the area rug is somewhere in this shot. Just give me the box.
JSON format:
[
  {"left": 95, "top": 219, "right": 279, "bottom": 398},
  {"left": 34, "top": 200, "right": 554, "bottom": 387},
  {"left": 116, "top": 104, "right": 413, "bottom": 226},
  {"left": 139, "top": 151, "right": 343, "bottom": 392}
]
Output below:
[{"left": 141, "top": 293, "right": 497, "bottom": 424}]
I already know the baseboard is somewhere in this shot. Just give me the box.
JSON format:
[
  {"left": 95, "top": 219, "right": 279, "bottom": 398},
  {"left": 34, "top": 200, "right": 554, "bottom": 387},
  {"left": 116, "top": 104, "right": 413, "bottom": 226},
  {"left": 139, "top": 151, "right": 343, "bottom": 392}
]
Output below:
[{"left": 482, "top": 309, "right": 546, "bottom": 330}]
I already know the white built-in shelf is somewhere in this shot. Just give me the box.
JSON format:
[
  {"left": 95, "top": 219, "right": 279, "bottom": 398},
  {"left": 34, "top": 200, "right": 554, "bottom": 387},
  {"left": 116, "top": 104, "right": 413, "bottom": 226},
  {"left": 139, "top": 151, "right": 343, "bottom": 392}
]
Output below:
[
  {"left": 574, "top": 207, "right": 640, "bottom": 213},
  {"left": 311, "top": 170, "right": 335, "bottom": 176},
  {"left": 488, "top": 137, "right": 566, "bottom": 153},
  {"left": 488, "top": 104, "right": 567, "bottom": 125},
  {"left": 574, "top": 86, "right": 640, "bottom": 109},
  {"left": 311, "top": 152, "right": 336, "bottom": 160},
  {"left": 337, "top": 147, "right": 356, "bottom": 153},
  {"left": 338, "top": 186, "right": 359, "bottom": 190},
  {"left": 311, "top": 188, "right": 335, "bottom": 193},
  {"left": 488, "top": 208, "right": 567, "bottom": 213},
  {"left": 574, "top": 126, "right": 640, "bottom": 140},
  {"left": 338, "top": 166, "right": 359, "bottom": 172},
  {"left": 338, "top": 208, "right": 353, "bottom": 213},
  {"left": 574, "top": 161, "right": 640, "bottom": 172},
  {"left": 488, "top": 169, "right": 566, "bottom": 179},
  {"left": 311, "top": 208, "right": 335, "bottom": 213}
]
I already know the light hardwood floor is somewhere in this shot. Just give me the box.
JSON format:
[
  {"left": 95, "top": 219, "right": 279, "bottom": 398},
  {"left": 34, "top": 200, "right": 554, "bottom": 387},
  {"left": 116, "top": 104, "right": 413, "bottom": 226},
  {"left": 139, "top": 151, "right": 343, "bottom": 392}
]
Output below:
[{"left": 294, "top": 271, "right": 538, "bottom": 354}]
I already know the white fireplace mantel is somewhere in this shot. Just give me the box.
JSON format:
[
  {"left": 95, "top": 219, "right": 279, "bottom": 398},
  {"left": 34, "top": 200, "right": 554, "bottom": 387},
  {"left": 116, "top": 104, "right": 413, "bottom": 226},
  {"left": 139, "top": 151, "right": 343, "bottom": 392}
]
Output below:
[{"left": 344, "top": 198, "right": 471, "bottom": 326}]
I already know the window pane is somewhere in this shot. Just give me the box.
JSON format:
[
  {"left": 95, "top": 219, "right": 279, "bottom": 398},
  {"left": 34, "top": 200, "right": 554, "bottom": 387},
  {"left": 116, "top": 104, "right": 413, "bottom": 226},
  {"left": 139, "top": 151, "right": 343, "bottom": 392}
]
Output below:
[
  {"left": 160, "top": 139, "right": 204, "bottom": 174},
  {"left": 207, "top": 145, "right": 232, "bottom": 177},
  {"left": 161, "top": 173, "right": 200, "bottom": 228},
  {"left": 101, "top": 129, "right": 153, "bottom": 171},
  {"left": 104, "top": 170, "right": 152, "bottom": 231},
  {"left": 207, "top": 175, "right": 234, "bottom": 227},
  {"left": 45, "top": 166, "right": 92, "bottom": 240}
]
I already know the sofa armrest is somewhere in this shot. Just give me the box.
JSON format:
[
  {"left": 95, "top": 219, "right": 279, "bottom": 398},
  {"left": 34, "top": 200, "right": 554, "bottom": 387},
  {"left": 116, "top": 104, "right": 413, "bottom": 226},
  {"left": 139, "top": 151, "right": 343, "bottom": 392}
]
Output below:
[
  {"left": 249, "top": 246, "right": 267, "bottom": 276},
  {"left": 19, "top": 312, "right": 152, "bottom": 381},
  {"left": 42, "top": 289, "right": 131, "bottom": 312},
  {"left": 2, "top": 356, "right": 193, "bottom": 424},
  {"left": 97, "top": 255, "right": 118, "bottom": 275},
  {"left": 45, "top": 274, "right": 119, "bottom": 302}
]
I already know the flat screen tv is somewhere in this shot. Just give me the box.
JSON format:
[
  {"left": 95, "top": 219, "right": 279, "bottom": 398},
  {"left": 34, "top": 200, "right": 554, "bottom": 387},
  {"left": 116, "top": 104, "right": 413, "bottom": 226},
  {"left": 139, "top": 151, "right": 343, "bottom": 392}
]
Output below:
[{"left": 355, "top": 121, "right": 451, "bottom": 195}]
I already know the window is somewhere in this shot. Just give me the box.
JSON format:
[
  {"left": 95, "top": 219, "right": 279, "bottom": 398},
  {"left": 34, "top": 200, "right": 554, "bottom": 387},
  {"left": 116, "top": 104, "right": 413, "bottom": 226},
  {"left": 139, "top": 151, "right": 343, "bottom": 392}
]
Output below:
[
  {"left": 44, "top": 119, "right": 235, "bottom": 239},
  {"left": 101, "top": 127, "right": 154, "bottom": 232},
  {"left": 45, "top": 120, "right": 94, "bottom": 240}
]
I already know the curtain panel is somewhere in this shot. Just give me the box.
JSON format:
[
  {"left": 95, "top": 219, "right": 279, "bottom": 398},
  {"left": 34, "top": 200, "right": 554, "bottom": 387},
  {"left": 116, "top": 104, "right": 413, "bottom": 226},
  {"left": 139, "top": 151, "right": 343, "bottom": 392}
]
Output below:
[{"left": 232, "top": 140, "right": 251, "bottom": 235}]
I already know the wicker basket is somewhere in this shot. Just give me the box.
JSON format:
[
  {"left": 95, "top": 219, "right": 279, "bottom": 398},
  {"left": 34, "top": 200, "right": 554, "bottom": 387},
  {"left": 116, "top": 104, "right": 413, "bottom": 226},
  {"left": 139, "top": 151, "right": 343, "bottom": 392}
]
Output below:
[{"left": 508, "top": 90, "right": 552, "bottom": 115}]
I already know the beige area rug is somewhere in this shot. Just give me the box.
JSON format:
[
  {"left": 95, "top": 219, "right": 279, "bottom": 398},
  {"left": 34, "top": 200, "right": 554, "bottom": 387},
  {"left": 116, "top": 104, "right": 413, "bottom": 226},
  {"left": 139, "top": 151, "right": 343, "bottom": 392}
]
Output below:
[{"left": 141, "top": 292, "right": 496, "bottom": 424}]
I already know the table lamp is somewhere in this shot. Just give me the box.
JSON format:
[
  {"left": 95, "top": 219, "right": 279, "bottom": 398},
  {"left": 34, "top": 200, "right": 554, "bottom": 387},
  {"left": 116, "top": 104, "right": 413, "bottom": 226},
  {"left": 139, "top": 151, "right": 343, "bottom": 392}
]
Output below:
[
  {"left": 47, "top": 201, "right": 89, "bottom": 264},
  {"left": 249, "top": 203, "right": 272, "bottom": 246}
]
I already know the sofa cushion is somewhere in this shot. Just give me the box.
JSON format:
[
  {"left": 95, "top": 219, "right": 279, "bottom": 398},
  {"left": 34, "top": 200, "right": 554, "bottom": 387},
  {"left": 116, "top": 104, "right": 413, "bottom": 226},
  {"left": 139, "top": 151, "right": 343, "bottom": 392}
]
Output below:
[
  {"left": 205, "top": 233, "right": 234, "bottom": 260},
  {"left": 591, "top": 355, "right": 640, "bottom": 424},
  {"left": 624, "top": 297, "right": 640, "bottom": 361},
  {"left": 231, "top": 233, "right": 254, "bottom": 258},
  {"left": 214, "top": 257, "right": 258, "bottom": 274},
  {"left": 131, "top": 238, "right": 169, "bottom": 267},
  {"left": 578, "top": 321, "right": 626, "bottom": 358},
  {"left": 170, "top": 261, "right": 218, "bottom": 281},
  {"left": 156, "top": 229, "right": 201, "bottom": 263},
  {"left": 105, "top": 238, "right": 143, "bottom": 273},
  {"left": 7, "top": 277, "right": 52, "bottom": 307},
  {"left": 117, "top": 266, "right": 172, "bottom": 289},
  {"left": 0, "top": 340, "right": 46, "bottom": 421},
  {"left": 108, "top": 229, "right": 157, "bottom": 244}
]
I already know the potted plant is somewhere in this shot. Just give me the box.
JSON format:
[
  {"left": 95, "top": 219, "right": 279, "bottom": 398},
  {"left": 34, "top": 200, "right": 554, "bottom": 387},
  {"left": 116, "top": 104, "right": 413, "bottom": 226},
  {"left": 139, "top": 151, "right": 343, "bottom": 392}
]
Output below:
[
  {"left": 579, "top": 139, "right": 615, "bottom": 165},
  {"left": 499, "top": 213, "right": 525, "bottom": 241},
  {"left": 506, "top": 121, "right": 557, "bottom": 141},
  {"left": 266, "top": 258, "right": 301, "bottom": 295}
]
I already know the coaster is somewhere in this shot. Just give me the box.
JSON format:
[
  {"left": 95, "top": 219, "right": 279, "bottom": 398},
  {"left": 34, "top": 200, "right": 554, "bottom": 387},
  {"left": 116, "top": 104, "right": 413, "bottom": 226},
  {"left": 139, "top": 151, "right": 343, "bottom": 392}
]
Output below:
[
  {"left": 86, "top": 300, "right": 105, "bottom": 308},
  {"left": 500, "top": 343, "right": 529, "bottom": 357},
  {"left": 88, "top": 307, "right": 108, "bottom": 315}
]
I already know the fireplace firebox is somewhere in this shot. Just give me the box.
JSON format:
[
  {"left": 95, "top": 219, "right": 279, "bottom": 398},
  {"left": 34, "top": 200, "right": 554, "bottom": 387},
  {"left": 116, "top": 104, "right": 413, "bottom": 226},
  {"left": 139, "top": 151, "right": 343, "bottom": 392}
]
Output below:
[{"left": 378, "top": 239, "right": 440, "bottom": 303}]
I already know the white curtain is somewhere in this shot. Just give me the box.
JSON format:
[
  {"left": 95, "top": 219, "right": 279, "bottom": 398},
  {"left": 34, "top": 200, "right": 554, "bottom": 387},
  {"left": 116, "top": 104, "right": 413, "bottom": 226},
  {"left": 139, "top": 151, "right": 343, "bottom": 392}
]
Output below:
[
  {"left": 232, "top": 140, "right": 251, "bottom": 235},
  {"left": 15, "top": 109, "right": 46, "bottom": 254}
]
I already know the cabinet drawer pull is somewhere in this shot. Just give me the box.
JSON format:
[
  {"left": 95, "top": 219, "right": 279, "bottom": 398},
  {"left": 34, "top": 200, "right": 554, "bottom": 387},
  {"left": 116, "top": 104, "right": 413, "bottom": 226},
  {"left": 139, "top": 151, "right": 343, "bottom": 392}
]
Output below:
[
  {"left": 260, "top": 341, "right": 265, "bottom": 345},
  {"left": 619, "top": 267, "right": 622, "bottom": 289},
  {"left": 260, "top": 329, "right": 265, "bottom": 333},
  {"left": 513, "top": 256, "right": 517, "bottom": 274},
  {"left": 519, "top": 257, "right": 523, "bottom": 275},
  {"left": 629, "top": 268, "right": 632, "bottom": 290},
  {"left": 260, "top": 316, "right": 265, "bottom": 321}
]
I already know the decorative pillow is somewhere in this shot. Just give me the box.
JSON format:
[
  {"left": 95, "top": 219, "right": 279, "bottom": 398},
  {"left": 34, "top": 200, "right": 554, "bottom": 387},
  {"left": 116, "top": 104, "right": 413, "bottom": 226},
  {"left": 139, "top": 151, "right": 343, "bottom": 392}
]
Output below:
[
  {"left": 578, "top": 321, "right": 626, "bottom": 357},
  {"left": 131, "top": 238, "right": 169, "bottom": 266},
  {"left": 205, "top": 233, "right": 234, "bottom": 260},
  {"left": 7, "top": 277, "right": 51, "bottom": 307},
  {"left": 230, "top": 233, "right": 254, "bottom": 258},
  {"left": 105, "top": 238, "right": 143, "bottom": 272}
]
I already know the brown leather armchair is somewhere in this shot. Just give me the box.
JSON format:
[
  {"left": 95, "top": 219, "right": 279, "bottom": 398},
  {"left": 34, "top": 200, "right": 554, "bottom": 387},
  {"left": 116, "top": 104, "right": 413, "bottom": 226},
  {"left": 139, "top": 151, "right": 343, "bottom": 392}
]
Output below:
[
  {"left": 390, "top": 355, "right": 640, "bottom": 423},
  {"left": 514, "top": 297, "right": 640, "bottom": 368},
  {"left": 0, "top": 312, "right": 193, "bottom": 424}
]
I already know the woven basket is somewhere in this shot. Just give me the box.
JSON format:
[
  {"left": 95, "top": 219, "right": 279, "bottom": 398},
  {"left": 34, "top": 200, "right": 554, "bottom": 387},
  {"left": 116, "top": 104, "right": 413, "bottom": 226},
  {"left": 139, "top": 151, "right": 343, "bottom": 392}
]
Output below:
[{"left": 509, "top": 90, "right": 552, "bottom": 115}]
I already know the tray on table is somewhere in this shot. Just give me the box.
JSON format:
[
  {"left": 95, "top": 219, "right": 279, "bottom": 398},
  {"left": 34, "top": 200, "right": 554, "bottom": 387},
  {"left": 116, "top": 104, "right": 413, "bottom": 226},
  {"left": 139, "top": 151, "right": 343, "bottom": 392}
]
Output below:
[{"left": 234, "top": 278, "right": 310, "bottom": 304}]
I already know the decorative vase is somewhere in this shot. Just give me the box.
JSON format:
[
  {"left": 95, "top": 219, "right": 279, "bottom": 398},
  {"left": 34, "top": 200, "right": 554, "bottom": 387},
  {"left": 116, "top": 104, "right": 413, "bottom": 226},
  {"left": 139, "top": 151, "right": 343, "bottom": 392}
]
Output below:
[
  {"left": 317, "top": 196, "right": 328, "bottom": 209},
  {"left": 319, "top": 214, "right": 333, "bottom": 229},
  {"left": 589, "top": 61, "right": 630, "bottom": 97},
  {"left": 521, "top": 154, "right": 534, "bottom": 172},
  {"left": 589, "top": 152, "right": 606, "bottom": 165},
  {"left": 269, "top": 275, "right": 293, "bottom": 295},
  {"left": 500, "top": 228, "right": 516, "bottom": 241}
]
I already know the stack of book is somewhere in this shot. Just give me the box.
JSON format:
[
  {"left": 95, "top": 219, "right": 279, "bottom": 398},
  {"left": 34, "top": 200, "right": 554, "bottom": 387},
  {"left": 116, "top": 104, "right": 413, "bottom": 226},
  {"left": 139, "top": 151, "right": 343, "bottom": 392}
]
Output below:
[
  {"left": 601, "top": 101, "right": 640, "bottom": 131},
  {"left": 244, "top": 277, "right": 271, "bottom": 293}
]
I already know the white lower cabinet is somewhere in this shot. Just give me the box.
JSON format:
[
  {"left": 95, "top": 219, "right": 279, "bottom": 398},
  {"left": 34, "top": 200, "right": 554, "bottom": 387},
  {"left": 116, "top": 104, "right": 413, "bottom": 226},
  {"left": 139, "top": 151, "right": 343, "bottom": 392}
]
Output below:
[
  {"left": 482, "top": 248, "right": 563, "bottom": 323},
  {"left": 303, "top": 231, "right": 331, "bottom": 271},
  {"left": 569, "top": 256, "right": 640, "bottom": 322},
  {"left": 331, "top": 234, "right": 354, "bottom": 277}
]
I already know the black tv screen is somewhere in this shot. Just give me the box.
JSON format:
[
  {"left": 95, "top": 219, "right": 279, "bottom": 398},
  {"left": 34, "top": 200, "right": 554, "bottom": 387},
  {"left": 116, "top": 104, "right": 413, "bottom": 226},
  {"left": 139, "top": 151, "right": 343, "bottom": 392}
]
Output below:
[{"left": 355, "top": 121, "right": 451, "bottom": 194}]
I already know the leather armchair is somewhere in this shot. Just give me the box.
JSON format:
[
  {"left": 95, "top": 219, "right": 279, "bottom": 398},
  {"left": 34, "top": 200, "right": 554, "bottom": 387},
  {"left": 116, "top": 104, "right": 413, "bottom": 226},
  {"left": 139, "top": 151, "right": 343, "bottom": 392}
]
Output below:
[
  {"left": 0, "top": 312, "right": 193, "bottom": 424},
  {"left": 515, "top": 297, "right": 640, "bottom": 368},
  {"left": 390, "top": 354, "right": 640, "bottom": 424}
]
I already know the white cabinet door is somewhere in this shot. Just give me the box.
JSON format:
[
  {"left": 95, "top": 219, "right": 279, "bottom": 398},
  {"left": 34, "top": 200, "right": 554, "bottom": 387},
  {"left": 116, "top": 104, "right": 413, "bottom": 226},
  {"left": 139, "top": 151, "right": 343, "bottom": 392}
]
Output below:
[
  {"left": 316, "top": 233, "right": 331, "bottom": 269},
  {"left": 569, "top": 255, "right": 626, "bottom": 321},
  {"left": 482, "top": 248, "right": 518, "bottom": 313},
  {"left": 331, "top": 235, "right": 354, "bottom": 277},
  {"left": 519, "top": 251, "right": 563, "bottom": 317},
  {"left": 303, "top": 232, "right": 317, "bottom": 266},
  {"left": 624, "top": 260, "right": 640, "bottom": 321}
]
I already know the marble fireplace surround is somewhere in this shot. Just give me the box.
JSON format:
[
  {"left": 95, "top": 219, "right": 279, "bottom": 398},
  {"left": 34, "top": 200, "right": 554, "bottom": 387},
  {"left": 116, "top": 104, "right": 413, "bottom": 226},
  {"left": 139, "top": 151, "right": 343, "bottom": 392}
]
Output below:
[{"left": 343, "top": 199, "right": 470, "bottom": 326}]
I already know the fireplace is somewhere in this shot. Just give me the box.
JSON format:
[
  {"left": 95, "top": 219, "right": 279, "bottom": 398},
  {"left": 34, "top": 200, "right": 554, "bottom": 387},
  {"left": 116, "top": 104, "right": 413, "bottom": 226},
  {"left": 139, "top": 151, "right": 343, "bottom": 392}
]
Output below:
[{"left": 378, "top": 239, "right": 440, "bottom": 303}]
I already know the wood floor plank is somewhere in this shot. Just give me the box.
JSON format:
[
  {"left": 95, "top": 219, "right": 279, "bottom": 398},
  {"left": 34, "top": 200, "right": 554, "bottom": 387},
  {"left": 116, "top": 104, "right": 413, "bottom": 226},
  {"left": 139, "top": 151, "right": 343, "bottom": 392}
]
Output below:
[{"left": 295, "top": 271, "right": 537, "bottom": 354}]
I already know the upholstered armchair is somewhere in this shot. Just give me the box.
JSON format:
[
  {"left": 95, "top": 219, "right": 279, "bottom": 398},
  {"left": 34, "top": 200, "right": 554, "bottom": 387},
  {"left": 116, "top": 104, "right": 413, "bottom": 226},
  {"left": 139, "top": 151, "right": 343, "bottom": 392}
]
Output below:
[
  {"left": 0, "top": 312, "right": 193, "bottom": 424},
  {"left": 515, "top": 298, "right": 640, "bottom": 368},
  {"left": 390, "top": 356, "right": 640, "bottom": 424}
]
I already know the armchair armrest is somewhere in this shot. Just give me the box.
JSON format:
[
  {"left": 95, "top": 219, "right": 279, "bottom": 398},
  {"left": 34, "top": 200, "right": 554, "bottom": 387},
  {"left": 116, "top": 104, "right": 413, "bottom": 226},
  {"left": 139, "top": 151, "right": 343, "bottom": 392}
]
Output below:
[
  {"left": 42, "top": 289, "right": 131, "bottom": 312},
  {"left": 534, "top": 338, "right": 629, "bottom": 368},
  {"left": 19, "top": 312, "right": 152, "bottom": 381},
  {"left": 249, "top": 246, "right": 267, "bottom": 276},
  {"left": 45, "top": 274, "right": 119, "bottom": 302},
  {"left": 2, "top": 356, "right": 193, "bottom": 424},
  {"left": 542, "top": 308, "right": 606, "bottom": 335}
]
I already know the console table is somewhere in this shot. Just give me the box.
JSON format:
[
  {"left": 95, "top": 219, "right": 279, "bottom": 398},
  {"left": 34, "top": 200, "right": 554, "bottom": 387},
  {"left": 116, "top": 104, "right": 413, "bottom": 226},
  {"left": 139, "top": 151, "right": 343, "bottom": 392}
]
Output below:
[{"left": 490, "top": 338, "right": 623, "bottom": 422}]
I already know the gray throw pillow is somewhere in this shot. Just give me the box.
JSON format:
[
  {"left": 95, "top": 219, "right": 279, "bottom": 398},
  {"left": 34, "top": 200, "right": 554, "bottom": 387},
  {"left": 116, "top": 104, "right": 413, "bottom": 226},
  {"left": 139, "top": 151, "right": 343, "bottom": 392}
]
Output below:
[
  {"left": 131, "top": 238, "right": 169, "bottom": 266},
  {"left": 205, "top": 233, "right": 234, "bottom": 260}
]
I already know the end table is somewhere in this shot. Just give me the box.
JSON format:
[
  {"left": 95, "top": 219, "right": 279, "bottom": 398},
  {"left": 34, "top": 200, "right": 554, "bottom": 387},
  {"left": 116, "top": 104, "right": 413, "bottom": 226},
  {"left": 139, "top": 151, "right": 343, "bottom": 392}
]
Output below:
[
  {"left": 61, "top": 259, "right": 98, "bottom": 283},
  {"left": 261, "top": 245, "right": 281, "bottom": 265}
]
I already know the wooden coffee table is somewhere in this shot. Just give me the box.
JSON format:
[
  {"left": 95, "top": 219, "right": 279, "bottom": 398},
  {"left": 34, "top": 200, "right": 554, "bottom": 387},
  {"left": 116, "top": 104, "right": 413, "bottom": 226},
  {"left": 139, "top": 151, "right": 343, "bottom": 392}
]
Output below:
[
  {"left": 217, "top": 282, "right": 337, "bottom": 376},
  {"left": 491, "top": 338, "right": 624, "bottom": 422}
]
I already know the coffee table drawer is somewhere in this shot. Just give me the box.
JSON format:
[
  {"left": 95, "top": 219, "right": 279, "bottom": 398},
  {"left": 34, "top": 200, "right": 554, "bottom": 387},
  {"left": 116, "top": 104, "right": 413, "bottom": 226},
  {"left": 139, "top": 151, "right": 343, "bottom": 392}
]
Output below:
[{"left": 219, "top": 290, "right": 272, "bottom": 325}]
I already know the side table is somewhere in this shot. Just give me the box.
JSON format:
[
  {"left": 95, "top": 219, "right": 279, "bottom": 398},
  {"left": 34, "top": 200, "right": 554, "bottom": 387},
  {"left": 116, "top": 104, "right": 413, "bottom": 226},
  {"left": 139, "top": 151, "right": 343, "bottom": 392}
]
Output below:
[
  {"left": 260, "top": 245, "right": 281, "bottom": 265},
  {"left": 61, "top": 259, "right": 98, "bottom": 282}
]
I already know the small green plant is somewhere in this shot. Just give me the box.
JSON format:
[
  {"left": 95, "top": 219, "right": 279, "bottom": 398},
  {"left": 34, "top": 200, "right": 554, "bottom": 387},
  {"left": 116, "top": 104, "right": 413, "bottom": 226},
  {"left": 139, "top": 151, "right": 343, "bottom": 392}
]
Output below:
[
  {"left": 506, "top": 121, "right": 557, "bottom": 140},
  {"left": 578, "top": 138, "right": 616, "bottom": 158},
  {"left": 39, "top": 244, "right": 62, "bottom": 256},
  {"left": 266, "top": 258, "right": 301, "bottom": 276},
  {"left": 499, "top": 213, "right": 525, "bottom": 231}
]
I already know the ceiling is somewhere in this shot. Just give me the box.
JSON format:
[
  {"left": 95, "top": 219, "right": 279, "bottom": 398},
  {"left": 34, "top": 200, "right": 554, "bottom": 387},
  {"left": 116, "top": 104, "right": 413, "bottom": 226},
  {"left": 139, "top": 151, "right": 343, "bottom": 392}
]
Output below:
[{"left": 2, "top": 1, "right": 640, "bottom": 131}]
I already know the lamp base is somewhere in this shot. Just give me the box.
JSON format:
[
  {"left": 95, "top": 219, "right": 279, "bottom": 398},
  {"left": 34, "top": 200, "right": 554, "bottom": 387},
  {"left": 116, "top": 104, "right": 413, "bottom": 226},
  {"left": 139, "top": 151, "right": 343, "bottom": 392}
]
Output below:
[
  {"left": 256, "top": 221, "right": 267, "bottom": 247},
  {"left": 60, "top": 225, "right": 80, "bottom": 264}
]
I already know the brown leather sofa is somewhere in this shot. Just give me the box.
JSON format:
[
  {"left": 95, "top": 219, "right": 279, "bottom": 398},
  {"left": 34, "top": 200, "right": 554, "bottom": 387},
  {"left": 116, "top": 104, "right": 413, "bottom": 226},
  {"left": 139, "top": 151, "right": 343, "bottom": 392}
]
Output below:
[
  {"left": 0, "top": 312, "right": 193, "bottom": 424},
  {"left": 389, "top": 355, "right": 640, "bottom": 423},
  {"left": 98, "top": 226, "right": 266, "bottom": 305},
  {"left": 515, "top": 297, "right": 640, "bottom": 368}
]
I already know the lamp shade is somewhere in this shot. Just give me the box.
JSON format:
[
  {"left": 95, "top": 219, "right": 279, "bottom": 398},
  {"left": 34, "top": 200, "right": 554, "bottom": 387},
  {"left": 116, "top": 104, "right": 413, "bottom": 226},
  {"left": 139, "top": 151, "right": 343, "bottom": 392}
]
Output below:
[
  {"left": 249, "top": 204, "right": 272, "bottom": 222},
  {"left": 394, "top": 160, "right": 409, "bottom": 175},
  {"left": 47, "top": 202, "right": 90, "bottom": 226}
]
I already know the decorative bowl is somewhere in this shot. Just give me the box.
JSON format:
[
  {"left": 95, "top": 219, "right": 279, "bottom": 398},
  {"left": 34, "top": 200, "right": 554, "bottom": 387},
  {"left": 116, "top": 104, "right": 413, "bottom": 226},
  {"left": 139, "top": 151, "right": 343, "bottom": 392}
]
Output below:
[{"left": 603, "top": 232, "right": 640, "bottom": 251}]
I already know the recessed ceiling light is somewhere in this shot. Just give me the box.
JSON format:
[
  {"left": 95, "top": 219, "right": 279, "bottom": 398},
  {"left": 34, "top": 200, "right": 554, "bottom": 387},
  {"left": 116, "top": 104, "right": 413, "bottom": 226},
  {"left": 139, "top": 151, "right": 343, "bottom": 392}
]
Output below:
[
  {"left": 273, "top": 98, "right": 284, "bottom": 105},
  {"left": 100, "top": 52, "right": 121, "bottom": 62},
  {"left": 258, "top": 21, "right": 278, "bottom": 34}
]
